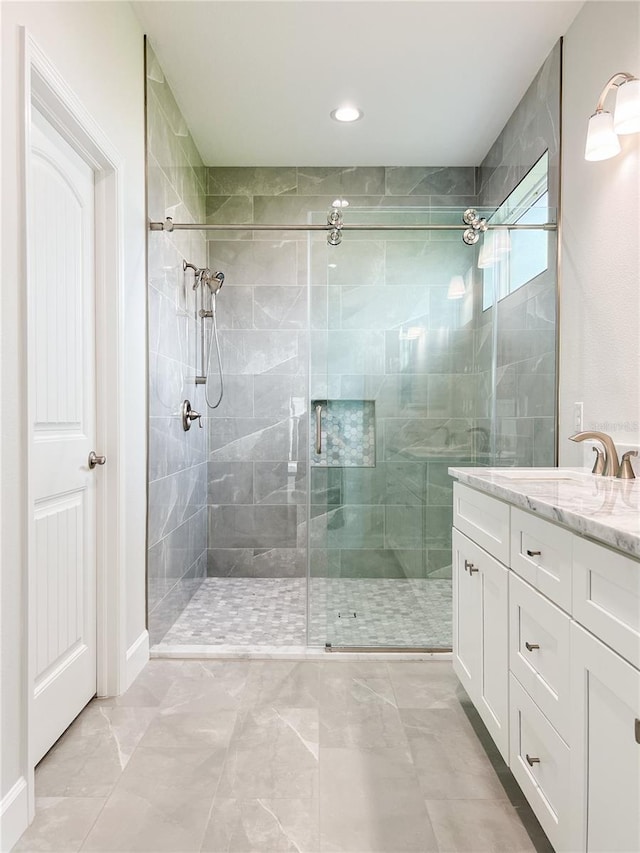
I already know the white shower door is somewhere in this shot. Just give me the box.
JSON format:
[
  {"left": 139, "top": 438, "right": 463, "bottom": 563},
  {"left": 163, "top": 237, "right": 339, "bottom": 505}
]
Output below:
[{"left": 27, "top": 107, "right": 98, "bottom": 763}]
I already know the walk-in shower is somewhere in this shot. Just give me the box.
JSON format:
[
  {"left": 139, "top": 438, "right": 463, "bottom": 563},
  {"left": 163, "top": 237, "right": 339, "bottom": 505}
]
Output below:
[{"left": 145, "top": 39, "right": 561, "bottom": 655}]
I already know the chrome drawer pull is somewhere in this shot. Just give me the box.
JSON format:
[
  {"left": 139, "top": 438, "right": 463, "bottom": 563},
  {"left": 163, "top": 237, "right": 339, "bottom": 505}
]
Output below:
[
  {"left": 464, "top": 560, "right": 479, "bottom": 574},
  {"left": 526, "top": 754, "right": 540, "bottom": 766},
  {"left": 525, "top": 642, "right": 540, "bottom": 652},
  {"left": 526, "top": 549, "right": 542, "bottom": 557}
]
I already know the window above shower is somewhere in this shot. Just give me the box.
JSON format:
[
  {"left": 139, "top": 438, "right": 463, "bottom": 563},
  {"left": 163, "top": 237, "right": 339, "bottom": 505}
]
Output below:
[{"left": 481, "top": 151, "right": 551, "bottom": 311}]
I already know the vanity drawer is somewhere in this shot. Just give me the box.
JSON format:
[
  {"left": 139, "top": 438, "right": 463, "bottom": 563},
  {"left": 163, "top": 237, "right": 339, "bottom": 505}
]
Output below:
[
  {"left": 509, "top": 674, "right": 570, "bottom": 853},
  {"left": 509, "top": 573, "right": 571, "bottom": 742},
  {"left": 572, "top": 536, "right": 640, "bottom": 669},
  {"left": 510, "top": 507, "right": 573, "bottom": 612},
  {"left": 453, "top": 483, "right": 510, "bottom": 565}
]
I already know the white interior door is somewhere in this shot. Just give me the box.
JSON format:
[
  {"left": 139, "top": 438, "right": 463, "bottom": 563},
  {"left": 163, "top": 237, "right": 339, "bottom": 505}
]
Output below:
[{"left": 28, "top": 107, "right": 98, "bottom": 764}]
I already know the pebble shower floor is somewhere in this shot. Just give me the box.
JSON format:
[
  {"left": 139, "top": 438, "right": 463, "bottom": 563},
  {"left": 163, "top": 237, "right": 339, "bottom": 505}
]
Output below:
[{"left": 153, "top": 577, "right": 452, "bottom": 649}]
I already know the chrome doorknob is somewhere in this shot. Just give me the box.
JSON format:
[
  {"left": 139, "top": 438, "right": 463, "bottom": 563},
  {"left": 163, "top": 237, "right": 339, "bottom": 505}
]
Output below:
[{"left": 88, "top": 451, "right": 106, "bottom": 469}]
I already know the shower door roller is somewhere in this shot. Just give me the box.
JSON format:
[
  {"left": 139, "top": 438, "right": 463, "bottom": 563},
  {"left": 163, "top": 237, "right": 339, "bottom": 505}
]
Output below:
[{"left": 88, "top": 451, "right": 106, "bottom": 469}]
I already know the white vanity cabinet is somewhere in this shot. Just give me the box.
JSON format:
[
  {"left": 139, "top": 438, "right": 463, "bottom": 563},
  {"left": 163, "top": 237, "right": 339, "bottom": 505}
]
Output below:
[{"left": 450, "top": 476, "right": 640, "bottom": 853}]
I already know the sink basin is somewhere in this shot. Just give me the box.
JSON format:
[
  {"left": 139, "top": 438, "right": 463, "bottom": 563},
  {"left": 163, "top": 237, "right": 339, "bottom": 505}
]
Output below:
[{"left": 491, "top": 468, "right": 590, "bottom": 484}]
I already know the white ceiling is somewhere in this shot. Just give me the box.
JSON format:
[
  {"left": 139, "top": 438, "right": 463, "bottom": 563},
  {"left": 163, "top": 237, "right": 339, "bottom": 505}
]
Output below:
[{"left": 133, "top": 0, "right": 583, "bottom": 166}]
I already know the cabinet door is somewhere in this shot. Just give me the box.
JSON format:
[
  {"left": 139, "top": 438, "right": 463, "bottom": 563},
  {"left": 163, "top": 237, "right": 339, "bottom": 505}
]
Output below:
[
  {"left": 570, "top": 624, "right": 640, "bottom": 853},
  {"left": 453, "top": 528, "right": 481, "bottom": 699},
  {"left": 453, "top": 528, "right": 509, "bottom": 760}
]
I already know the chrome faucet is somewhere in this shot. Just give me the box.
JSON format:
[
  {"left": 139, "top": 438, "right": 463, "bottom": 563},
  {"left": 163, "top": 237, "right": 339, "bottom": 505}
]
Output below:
[{"left": 569, "top": 431, "right": 620, "bottom": 477}]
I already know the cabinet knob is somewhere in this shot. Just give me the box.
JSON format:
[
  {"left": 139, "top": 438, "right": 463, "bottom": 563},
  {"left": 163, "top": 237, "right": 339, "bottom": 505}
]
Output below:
[
  {"left": 526, "top": 549, "right": 542, "bottom": 557},
  {"left": 525, "top": 642, "right": 540, "bottom": 652},
  {"left": 526, "top": 754, "right": 541, "bottom": 767}
]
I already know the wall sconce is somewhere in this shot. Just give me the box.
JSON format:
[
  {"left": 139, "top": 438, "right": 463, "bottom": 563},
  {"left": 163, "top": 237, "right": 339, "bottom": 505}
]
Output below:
[{"left": 585, "top": 72, "right": 640, "bottom": 161}]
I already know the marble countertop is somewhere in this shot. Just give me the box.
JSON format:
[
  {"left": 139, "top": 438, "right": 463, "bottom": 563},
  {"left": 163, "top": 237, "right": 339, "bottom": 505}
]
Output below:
[{"left": 448, "top": 467, "right": 640, "bottom": 560}]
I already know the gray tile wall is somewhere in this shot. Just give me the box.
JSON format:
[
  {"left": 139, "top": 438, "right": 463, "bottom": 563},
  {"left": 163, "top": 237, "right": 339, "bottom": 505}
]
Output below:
[
  {"left": 205, "top": 167, "right": 478, "bottom": 582},
  {"left": 146, "top": 42, "right": 208, "bottom": 645},
  {"left": 475, "top": 41, "right": 560, "bottom": 466}
]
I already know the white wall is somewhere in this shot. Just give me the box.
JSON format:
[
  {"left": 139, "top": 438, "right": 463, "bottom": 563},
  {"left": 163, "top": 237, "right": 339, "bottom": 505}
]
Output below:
[
  {"left": 560, "top": 1, "right": 640, "bottom": 466},
  {"left": 1, "top": 2, "right": 146, "bottom": 845}
]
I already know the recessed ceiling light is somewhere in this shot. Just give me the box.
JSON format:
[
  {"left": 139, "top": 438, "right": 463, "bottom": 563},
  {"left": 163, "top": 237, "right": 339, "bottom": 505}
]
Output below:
[{"left": 330, "top": 106, "right": 363, "bottom": 123}]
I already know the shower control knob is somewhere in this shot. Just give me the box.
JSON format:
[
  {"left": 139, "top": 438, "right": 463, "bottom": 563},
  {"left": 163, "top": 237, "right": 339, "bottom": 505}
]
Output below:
[{"left": 182, "top": 400, "right": 203, "bottom": 431}]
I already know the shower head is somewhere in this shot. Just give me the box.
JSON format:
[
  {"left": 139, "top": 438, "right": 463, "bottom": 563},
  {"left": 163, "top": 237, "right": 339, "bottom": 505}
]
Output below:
[{"left": 207, "top": 271, "right": 224, "bottom": 294}]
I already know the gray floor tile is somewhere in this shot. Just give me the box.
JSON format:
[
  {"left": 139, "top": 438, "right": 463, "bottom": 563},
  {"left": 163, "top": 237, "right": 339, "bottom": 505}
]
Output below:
[
  {"left": 240, "top": 661, "right": 321, "bottom": 708},
  {"left": 12, "top": 797, "right": 105, "bottom": 852},
  {"left": 401, "top": 709, "right": 508, "bottom": 800},
  {"left": 35, "top": 705, "right": 157, "bottom": 798},
  {"left": 217, "top": 706, "right": 319, "bottom": 799},
  {"left": 319, "top": 747, "right": 438, "bottom": 852},
  {"left": 389, "top": 661, "right": 461, "bottom": 709},
  {"left": 425, "top": 798, "right": 538, "bottom": 852},
  {"left": 17, "top": 660, "right": 551, "bottom": 853},
  {"left": 137, "top": 708, "right": 237, "bottom": 750},
  {"left": 159, "top": 669, "right": 249, "bottom": 713},
  {"left": 200, "top": 798, "right": 320, "bottom": 852},
  {"left": 320, "top": 664, "right": 407, "bottom": 749},
  {"left": 80, "top": 747, "right": 226, "bottom": 852},
  {"left": 92, "top": 660, "right": 181, "bottom": 708}
]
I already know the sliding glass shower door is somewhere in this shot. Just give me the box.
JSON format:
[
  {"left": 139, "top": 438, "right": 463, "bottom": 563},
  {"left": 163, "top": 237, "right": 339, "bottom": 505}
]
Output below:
[{"left": 308, "top": 208, "right": 478, "bottom": 650}]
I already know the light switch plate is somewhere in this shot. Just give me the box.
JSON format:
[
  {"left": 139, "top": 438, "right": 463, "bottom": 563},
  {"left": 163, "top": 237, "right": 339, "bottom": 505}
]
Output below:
[{"left": 573, "top": 402, "right": 583, "bottom": 432}]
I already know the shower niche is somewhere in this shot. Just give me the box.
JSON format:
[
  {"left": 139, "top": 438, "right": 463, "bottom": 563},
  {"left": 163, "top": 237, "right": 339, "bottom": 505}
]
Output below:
[{"left": 312, "top": 400, "right": 376, "bottom": 468}]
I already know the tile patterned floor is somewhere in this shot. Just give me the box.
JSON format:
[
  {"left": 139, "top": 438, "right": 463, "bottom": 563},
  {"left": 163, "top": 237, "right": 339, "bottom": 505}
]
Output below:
[
  {"left": 154, "top": 578, "right": 452, "bottom": 650},
  {"left": 15, "top": 660, "right": 553, "bottom": 853}
]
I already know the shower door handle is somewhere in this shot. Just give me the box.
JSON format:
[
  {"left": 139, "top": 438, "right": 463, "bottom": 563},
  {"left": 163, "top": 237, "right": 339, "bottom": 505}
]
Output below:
[{"left": 315, "top": 404, "right": 323, "bottom": 455}]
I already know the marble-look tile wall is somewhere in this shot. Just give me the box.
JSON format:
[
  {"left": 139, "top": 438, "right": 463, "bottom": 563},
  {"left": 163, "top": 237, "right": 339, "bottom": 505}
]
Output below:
[
  {"left": 205, "top": 167, "right": 477, "bottom": 582},
  {"left": 475, "top": 41, "right": 560, "bottom": 466},
  {"left": 146, "top": 42, "right": 208, "bottom": 645}
]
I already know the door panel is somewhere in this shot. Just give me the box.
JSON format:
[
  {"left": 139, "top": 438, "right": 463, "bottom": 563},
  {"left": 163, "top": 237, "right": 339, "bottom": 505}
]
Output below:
[
  {"left": 452, "top": 528, "right": 481, "bottom": 695},
  {"left": 29, "top": 107, "right": 97, "bottom": 764},
  {"left": 569, "top": 624, "right": 640, "bottom": 853}
]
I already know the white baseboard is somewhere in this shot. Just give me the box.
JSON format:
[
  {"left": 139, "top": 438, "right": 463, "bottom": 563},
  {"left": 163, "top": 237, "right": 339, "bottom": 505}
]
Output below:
[
  {"left": 124, "top": 629, "right": 149, "bottom": 691},
  {"left": 0, "top": 777, "right": 28, "bottom": 853}
]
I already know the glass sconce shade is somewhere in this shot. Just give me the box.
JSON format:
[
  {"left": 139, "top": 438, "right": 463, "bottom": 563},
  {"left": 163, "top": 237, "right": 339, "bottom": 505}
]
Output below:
[
  {"left": 585, "top": 111, "right": 622, "bottom": 161},
  {"left": 447, "top": 275, "right": 466, "bottom": 300},
  {"left": 613, "top": 78, "right": 640, "bottom": 134}
]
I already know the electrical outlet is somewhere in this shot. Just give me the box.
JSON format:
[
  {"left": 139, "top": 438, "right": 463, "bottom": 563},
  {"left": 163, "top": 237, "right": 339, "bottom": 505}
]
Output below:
[{"left": 574, "top": 402, "right": 584, "bottom": 432}]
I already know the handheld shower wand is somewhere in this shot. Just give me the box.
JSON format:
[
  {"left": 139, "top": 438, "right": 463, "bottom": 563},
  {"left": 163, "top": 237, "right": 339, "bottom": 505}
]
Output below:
[{"left": 183, "top": 260, "right": 225, "bottom": 409}]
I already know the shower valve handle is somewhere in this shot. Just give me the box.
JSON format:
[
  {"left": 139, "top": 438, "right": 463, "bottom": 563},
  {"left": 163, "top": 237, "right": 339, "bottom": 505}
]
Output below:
[{"left": 182, "top": 400, "right": 203, "bottom": 431}]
